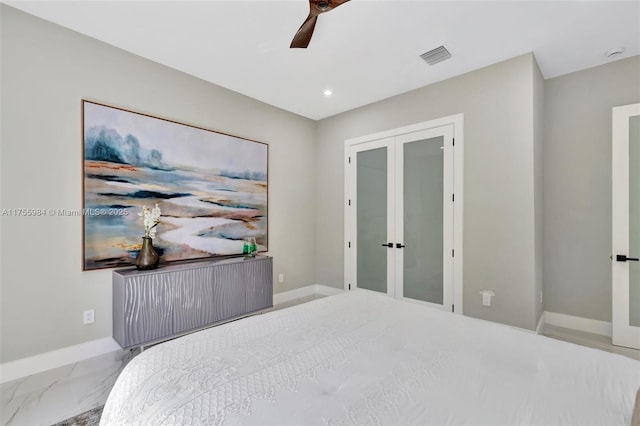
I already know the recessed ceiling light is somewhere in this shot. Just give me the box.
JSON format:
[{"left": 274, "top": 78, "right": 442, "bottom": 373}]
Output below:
[
  {"left": 323, "top": 89, "right": 333, "bottom": 96},
  {"left": 605, "top": 47, "right": 625, "bottom": 58}
]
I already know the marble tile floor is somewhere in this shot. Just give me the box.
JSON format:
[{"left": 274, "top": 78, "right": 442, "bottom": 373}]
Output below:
[
  {"left": 0, "top": 294, "right": 327, "bottom": 426},
  {"left": 2, "top": 294, "right": 638, "bottom": 426},
  {"left": 1, "top": 349, "right": 136, "bottom": 426}
]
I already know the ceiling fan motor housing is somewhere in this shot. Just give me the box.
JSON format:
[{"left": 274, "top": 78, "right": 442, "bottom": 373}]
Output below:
[{"left": 316, "top": 1, "right": 331, "bottom": 11}]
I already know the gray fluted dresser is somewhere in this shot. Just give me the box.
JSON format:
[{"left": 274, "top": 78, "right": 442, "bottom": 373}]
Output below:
[{"left": 112, "top": 255, "right": 273, "bottom": 348}]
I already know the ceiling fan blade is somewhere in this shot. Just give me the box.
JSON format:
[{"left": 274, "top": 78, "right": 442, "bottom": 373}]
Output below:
[
  {"left": 290, "top": 14, "right": 318, "bottom": 49},
  {"left": 290, "top": 0, "right": 351, "bottom": 49}
]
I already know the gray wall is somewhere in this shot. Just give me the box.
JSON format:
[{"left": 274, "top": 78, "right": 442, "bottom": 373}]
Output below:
[
  {"left": 543, "top": 56, "right": 640, "bottom": 322},
  {"left": 4, "top": 2, "right": 635, "bottom": 366},
  {"left": 0, "top": 5, "right": 317, "bottom": 363},
  {"left": 315, "top": 54, "right": 541, "bottom": 330}
]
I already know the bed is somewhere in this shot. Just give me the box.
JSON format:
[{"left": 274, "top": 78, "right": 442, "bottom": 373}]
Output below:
[{"left": 101, "top": 290, "right": 640, "bottom": 425}]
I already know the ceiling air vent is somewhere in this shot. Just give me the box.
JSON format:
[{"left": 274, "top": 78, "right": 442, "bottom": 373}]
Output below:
[{"left": 420, "top": 46, "right": 451, "bottom": 66}]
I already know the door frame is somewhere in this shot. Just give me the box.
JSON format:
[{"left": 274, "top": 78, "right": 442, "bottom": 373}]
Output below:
[
  {"left": 343, "top": 114, "right": 464, "bottom": 313},
  {"left": 612, "top": 102, "right": 640, "bottom": 348}
]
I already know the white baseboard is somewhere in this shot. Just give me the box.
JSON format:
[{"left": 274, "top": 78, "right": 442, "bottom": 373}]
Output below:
[
  {"left": 543, "top": 311, "right": 612, "bottom": 337},
  {"left": 0, "top": 337, "right": 121, "bottom": 384},
  {"left": 314, "top": 284, "right": 345, "bottom": 297},
  {"left": 273, "top": 284, "right": 344, "bottom": 305}
]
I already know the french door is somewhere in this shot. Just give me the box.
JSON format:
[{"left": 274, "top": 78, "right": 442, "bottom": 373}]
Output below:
[
  {"left": 612, "top": 103, "right": 640, "bottom": 349},
  {"left": 345, "top": 116, "right": 463, "bottom": 312}
]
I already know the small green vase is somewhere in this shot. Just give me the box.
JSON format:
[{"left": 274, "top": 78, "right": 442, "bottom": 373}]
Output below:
[{"left": 135, "top": 237, "right": 159, "bottom": 270}]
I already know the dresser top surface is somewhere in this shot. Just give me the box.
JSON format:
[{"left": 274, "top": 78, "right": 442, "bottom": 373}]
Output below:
[{"left": 113, "top": 255, "right": 271, "bottom": 277}]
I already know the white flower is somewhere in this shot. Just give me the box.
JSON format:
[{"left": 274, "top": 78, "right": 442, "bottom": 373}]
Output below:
[{"left": 138, "top": 203, "right": 161, "bottom": 238}]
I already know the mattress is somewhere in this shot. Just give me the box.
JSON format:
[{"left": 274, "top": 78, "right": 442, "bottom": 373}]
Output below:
[{"left": 101, "top": 290, "right": 640, "bottom": 425}]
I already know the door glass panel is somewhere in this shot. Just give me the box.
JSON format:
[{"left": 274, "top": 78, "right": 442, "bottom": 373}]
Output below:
[
  {"left": 403, "top": 137, "right": 444, "bottom": 304},
  {"left": 630, "top": 115, "right": 640, "bottom": 326},
  {"left": 357, "top": 148, "right": 387, "bottom": 293}
]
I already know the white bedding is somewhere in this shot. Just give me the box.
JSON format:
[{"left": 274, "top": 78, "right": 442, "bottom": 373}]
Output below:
[{"left": 101, "top": 290, "right": 640, "bottom": 425}]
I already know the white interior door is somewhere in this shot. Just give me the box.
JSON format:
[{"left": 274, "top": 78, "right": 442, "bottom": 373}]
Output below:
[
  {"left": 350, "top": 137, "right": 395, "bottom": 296},
  {"left": 345, "top": 116, "right": 462, "bottom": 312},
  {"left": 612, "top": 103, "right": 640, "bottom": 349},
  {"left": 395, "top": 127, "right": 454, "bottom": 310}
]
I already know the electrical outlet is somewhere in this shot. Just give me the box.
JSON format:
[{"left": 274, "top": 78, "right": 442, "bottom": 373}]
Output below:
[
  {"left": 278, "top": 273, "right": 284, "bottom": 283},
  {"left": 83, "top": 309, "right": 95, "bottom": 325},
  {"left": 539, "top": 291, "right": 543, "bottom": 304},
  {"left": 479, "top": 290, "right": 495, "bottom": 307},
  {"left": 482, "top": 294, "right": 491, "bottom": 306}
]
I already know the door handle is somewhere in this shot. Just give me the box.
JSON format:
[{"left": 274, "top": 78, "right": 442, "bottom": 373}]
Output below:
[
  {"left": 396, "top": 243, "right": 405, "bottom": 248},
  {"left": 616, "top": 254, "right": 639, "bottom": 262},
  {"left": 381, "top": 243, "right": 393, "bottom": 248}
]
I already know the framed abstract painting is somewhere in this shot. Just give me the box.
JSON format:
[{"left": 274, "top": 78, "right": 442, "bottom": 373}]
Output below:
[{"left": 82, "top": 100, "right": 268, "bottom": 271}]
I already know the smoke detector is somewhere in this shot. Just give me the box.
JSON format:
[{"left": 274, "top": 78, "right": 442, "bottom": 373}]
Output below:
[{"left": 420, "top": 46, "right": 452, "bottom": 66}]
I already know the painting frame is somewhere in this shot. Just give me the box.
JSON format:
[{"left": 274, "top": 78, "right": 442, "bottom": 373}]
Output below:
[{"left": 82, "top": 99, "right": 269, "bottom": 271}]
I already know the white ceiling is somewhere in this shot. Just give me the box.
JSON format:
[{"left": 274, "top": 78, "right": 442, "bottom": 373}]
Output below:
[{"left": 5, "top": 0, "right": 640, "bottom": 120}]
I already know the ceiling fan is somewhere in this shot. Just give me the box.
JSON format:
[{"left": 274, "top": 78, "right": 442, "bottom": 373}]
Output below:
[{"left": 290, "top": 0, "right": 351, "bottom": 49}]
